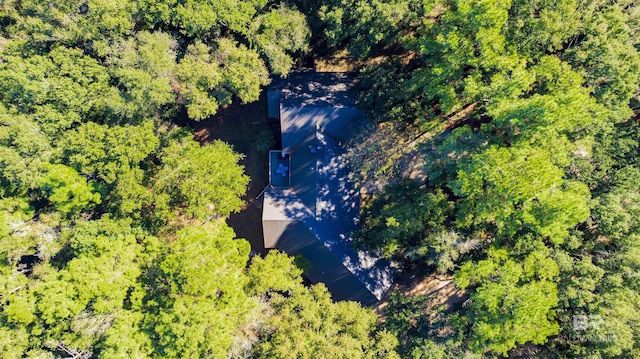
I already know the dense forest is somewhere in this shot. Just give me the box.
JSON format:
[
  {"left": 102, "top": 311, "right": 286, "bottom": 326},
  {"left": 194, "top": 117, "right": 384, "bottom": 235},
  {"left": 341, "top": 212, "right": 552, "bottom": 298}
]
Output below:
[{"left": 0, "top": 0, "right": 639, "bottom": 358}]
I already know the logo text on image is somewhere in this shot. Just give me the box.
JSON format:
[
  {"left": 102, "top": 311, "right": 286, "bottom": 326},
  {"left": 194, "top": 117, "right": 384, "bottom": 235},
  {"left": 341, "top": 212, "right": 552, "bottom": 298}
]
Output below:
[{"left": 573, "top": 315, "right": 603, "bottom": 332}]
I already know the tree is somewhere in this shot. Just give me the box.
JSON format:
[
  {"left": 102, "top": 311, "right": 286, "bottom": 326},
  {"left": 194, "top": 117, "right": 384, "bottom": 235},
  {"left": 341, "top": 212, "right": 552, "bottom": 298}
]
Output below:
[
  {"left": 313, "top": 0, "right": 640, "bottom": 357},
  {"left": 0, "top": 218, "right": 155, "bottom": 357},
  {"left": 100, "top": 31, "right": 178, "bottom": 118},
  {"left": 254, "top": 283, "right": 399, "bottom": 359},
  {"left": 505, "top": 0, "right": 582, "bottom": 58},
  {"left": 153, "top": 133, "right": 249, "bottom": 220},
  {"left": 58, "top": 120, "right": 158, "bottom": 217},
  {"left": 356, "top": 181, "right": 454, "bottom": 258},
  {"left": 3, "top": 0, "right": 309, "bottom": 122},
  {"left": 314, "top": 0, "right": 415, "bottom": 58},
  {"left": 246, "top": 250, "right": 303, "bottom": 296},
  {"left": 0, "top": 46, "right": 123, "bottom": 136},
  {"left": 382, "top": 292, "right": 479, "bottom": 359},
  {"left": 0, "top": 108, "right": 51, "bottom": 196},
  {"left": 455, "top": 246, "right": 560, "bottom": 355},
  {"left": 250, "top": 7, "right": 310, "bottom": 75},
  {"left": 451, "top": 144, "right": 590, "bottom": 243},
  {"left": 37, "top": 164, "right": 101, "bottom": 216},
  {"left": 146, "top": 225, "right": 254, "bottom": 358}
]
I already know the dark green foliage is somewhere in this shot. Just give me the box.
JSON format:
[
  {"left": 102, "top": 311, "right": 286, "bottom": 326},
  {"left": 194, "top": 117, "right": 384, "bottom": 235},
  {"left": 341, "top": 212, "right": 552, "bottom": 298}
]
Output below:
[
  {"left": 0, "top": 2, "right": 395, "bottom": 358},
  {"left": 383, "top": 292, "right": 474, "bottom": 358},
  {"left": 356, "top": 181, "right": 453, "bottom": 258},
  {"left": 329, "top": 0, "right": 640, "bottom": 356},
  {"left": 254, "top": 127, "right": 276, "bottom": 153}
]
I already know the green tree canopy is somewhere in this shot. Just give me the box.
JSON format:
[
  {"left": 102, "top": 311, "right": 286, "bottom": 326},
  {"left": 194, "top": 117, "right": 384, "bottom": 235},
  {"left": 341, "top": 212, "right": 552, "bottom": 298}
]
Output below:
[
  {"left": 455, "top": 247, "right": 560, "bottom": 355},
  {"left": 153, "top": 133, "right": 249, "bottom": 220}
]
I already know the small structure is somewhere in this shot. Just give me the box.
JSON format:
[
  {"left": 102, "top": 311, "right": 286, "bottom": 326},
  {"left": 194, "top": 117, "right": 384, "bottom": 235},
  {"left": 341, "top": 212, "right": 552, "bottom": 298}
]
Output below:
[
  {"left": 269, "top": 151, "right": 291, "bottom": 188},
  {"left": 263, "top": 70, "right": 395, "bottom": 305}
]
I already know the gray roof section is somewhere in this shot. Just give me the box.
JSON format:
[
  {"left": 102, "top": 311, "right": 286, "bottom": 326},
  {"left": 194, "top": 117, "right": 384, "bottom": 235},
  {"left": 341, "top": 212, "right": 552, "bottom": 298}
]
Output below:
[
  {"left": 280, "top": 107, "right": 364, "bottom": 153},
  {"left": 262, "top": 132, "right": 396, "bottom": 303},
  {"left": 262, "top": 188, "right": 391, "bottom": 305},
  {"left": 262, "top": 69, "right": 396, "bottom": 304},
  {"left": 269, "top": 69, "right": 359, "bottom": 108},
  {"left": 274, "top": 220, "right": 379, "bottom": 305},
  {"left": 262, "top": 187, "right": 311, "bottom": 222}
]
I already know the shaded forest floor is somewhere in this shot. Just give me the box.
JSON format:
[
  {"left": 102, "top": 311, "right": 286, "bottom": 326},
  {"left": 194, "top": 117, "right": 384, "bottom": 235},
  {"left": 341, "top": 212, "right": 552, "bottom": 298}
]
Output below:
[
  {"left": 374, "top": 271, "right": 467, "bottom": 318},
  {"left": 190, "top": 92, "right": 278, "bottom": 254}
]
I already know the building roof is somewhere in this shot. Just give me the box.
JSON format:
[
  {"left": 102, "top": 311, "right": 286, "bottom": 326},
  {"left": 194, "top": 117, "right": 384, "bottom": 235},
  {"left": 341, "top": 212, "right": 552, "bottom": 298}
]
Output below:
[
  {"left": 263, "top": 70, "right": 396, "bottom": 304},
  {"left": 262, "top": 133, "right": 395, "bottom": 303}
]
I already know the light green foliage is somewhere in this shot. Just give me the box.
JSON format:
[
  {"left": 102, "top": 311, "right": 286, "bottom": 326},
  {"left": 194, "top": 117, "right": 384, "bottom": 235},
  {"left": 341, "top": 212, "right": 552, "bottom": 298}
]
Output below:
[
  {"left": 0, "top": 218, "right": 153, "bottom": 357},
  {"left": 58, "top": 121, "right": 158, "bottom": 216},
  {"left": 565, "top": 3, "right": 640, "bottom": 116},
  {"left": 59, "top": 121, "right": 158, "bottom": 182},
  {"left": 3, "top": 0, "right": 137, "bottom": 44},
  {"left": 592, "top": 167, "right": 640, "bottom": 240},
  {"left": 507, "top": 0, "right": 640, "bottom": 118},
  {"left": 246, "top": 251, "right": 302, "bottom": 295},
  {"left": 174, "top": 41, "right": 224, "bottom": 120},
  {"left": 175, "top": 39, "right": 269, "bottom": 120},
  {"left": 216, "top": 38, "right": 270, "bottom": 105},
  {"left": 554, "top": 165, "right": 640, "bottom": 357},
  {"left": 154, "top": 134, "right": 249, "bottom": 220},
  {"left": 37, "top": 164, "right": 101, "bottom": 215},
  {"left": 98, "top": 311, "right": 153, "bottom": 359},
  {"left": 456, "top": 247, "right": 560, "bottom": 355},
  {"left": 0, "top": 197, "right": 33, "bottom": 243},
  {"left": 149, "top": 225, "right": 254, "bottom": 358},
  {"left": 405, "top": 0, "right": 521, "bottom": 114},
  {"left": 0, "top": 109, "right": 51, "bottom": 196},
  {"left": 254, "top": 284, "right": 399, "bottom": 359},
  {"left": 173, "top": 0, "right": 267, "bottom": 36},
  {"left": 3, "top": 0, "right": 308, "bottom": 122},
  {"left": 0, "top": 326, "right": 29, "bottom": 359},
  {"left": 101, "top": 31, "right": 178, "bottom": 118},
  {"left": 247, "top": 252, "right": 399, "bottom": 358},
  {"left": 0, "top": 1, "right": 397, "bottom": 358},
  {"left": 0, "top": 47, "right": 122, "bottom": 135},
  {"left": 488, "top": 56, "right": 607, "bottom": 142},
  {"left": 250, "top": 7, "right": 310, "bottom": 75},
  {"left": 506, "top": 0, "right": 581, "bottom": 57},
  {"left": 452, "top": 144, "right": 590, "bottom": 243}
]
